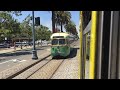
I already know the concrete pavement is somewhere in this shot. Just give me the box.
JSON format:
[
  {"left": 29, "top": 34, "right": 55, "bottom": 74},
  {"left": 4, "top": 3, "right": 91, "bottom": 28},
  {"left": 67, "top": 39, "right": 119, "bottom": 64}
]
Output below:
[
  {"left": 0, "top": 46, "right": 33, "bottom": 54},
  {"left": 0, "top": 40, "right": 81, "bottom": 79},
  {"left": 0, "top": 46, "right": 51, "bottom": 72},
  {"left": 0, "top": 44, "right": 50, "bottom": 54}
]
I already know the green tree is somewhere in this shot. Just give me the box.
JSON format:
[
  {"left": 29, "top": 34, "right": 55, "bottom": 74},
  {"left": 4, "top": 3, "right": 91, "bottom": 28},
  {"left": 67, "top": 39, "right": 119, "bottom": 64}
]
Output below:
[
  {"left": 0, "top": 11, "right": 22, "bottom": 42},
  {"left": 36, "top": 25, "right": 51, "bottom": 42},
  {"left": 45, "top": 30, "right": 52, "bottom": 41},
  {"left": 20, "top": 14, "right": 32, "bottom": 41},
  {"left": 0, "top": 11, "right": 22, "bottom": 28},
  {"left": 64, "top": 21, "right": 78, "bottom": 35},
  {"left": 49, "top": 11, "right": 71, "bottom": 33},
  {"left": 54, "top": 11, "right": 71, "bottom": 32}
]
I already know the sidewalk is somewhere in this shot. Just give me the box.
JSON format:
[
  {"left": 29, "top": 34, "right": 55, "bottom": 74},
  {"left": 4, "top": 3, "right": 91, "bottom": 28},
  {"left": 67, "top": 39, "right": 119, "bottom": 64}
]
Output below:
[
  {"left": 0, "top": 51, "right": 51, "bottom": 79},
  {"left": 0, "top": 44, "right": 50, "bottom": 54},
  {"left": 0, "top": 46, "right": 33, "bottom": 54}
]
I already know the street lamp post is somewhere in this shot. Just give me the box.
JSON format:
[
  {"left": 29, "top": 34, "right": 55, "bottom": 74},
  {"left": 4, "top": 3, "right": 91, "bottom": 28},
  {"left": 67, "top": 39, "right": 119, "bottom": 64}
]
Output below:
[{"left": 32, "top": 11, "right": 38, "bottom": 60}]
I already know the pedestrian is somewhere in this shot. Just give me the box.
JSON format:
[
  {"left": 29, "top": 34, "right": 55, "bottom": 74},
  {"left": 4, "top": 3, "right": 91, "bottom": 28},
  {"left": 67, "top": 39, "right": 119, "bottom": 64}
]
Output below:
[{"left": 14, "top": 42, "right": 16, "bottom": 51}]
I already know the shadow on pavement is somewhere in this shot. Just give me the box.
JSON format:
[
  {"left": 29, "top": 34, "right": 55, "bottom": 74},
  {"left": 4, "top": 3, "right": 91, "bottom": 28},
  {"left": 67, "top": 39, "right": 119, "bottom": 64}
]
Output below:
[
  {"left": 68, "top": 47, "right": 79, "bottom": 59},
  {"left": 0, "top": 48, "right": 45, "bottom": 57},
  {"left": 0, "top": 51, "right": 32, "bottom": 57}
]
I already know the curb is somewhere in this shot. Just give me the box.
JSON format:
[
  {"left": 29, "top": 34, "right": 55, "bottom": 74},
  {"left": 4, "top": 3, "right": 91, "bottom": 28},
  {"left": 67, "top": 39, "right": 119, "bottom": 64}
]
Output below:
[{"left": 0, "top": 45, "right": 50, "bottom": 55}]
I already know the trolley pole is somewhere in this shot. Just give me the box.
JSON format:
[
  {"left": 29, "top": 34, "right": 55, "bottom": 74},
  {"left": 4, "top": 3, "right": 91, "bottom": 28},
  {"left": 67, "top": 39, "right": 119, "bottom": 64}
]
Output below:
[{"left": 32, "top": 11, "right": 38, "bottom": 60}]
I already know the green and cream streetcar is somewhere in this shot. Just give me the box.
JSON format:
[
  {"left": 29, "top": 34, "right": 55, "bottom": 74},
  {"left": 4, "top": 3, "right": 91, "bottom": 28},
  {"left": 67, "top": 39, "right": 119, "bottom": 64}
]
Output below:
[{"left": 50, "top": 32, "right": 75, "bottom": 58}]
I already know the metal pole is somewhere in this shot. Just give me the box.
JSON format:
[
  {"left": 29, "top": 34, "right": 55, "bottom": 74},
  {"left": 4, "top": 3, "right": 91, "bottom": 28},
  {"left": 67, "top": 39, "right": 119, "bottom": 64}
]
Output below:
[
  {"left": 89, "top": 11, "right": 97, "bottom": 79},
  {"left": 32, "top": 11, "right": 38, "bottom": 60}
]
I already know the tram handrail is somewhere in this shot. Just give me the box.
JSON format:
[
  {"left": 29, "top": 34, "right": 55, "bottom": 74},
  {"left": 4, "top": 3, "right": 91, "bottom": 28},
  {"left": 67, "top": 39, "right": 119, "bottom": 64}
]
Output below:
[{"left": 89, "top": 11, "right": 97, "bottom": 79}]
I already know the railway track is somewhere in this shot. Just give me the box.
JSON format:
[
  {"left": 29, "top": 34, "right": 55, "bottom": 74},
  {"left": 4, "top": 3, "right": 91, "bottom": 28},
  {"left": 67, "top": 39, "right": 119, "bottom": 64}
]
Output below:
[
  {"left": 5, "top": 55, "right": 69, "bottom": 79},
  {"left": 0, "top": 41, "right": 78, "bottom": 79}
]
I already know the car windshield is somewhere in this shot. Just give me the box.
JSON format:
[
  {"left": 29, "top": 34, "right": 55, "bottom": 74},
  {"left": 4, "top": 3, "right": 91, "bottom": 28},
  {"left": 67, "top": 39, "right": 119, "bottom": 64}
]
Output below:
[{"left": 51, "top": 39, "right": 65, "bottom": 45}]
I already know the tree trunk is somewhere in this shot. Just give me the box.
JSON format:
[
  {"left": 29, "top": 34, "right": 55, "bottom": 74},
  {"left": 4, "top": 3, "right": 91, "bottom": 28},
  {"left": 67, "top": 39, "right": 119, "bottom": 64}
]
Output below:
[
  {"left": 55, "top": 23, "right": 57, "bottom": 32},
  {"left": 61, "top": 21, "right": 63, "bottom": 32},
  {"left": 52, "top": 11, "right": 55, "bottom": 33}
]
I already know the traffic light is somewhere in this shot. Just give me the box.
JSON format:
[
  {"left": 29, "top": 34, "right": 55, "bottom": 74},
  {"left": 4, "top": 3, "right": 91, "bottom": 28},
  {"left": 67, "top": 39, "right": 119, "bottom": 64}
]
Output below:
[{"left": 35, "top": 17, "right": 40, "bottom": 26}]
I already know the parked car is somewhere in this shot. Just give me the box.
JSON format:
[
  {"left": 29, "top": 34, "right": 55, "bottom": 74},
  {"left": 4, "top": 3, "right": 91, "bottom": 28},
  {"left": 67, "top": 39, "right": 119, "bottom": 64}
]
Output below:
[
  {"left": 0, "top": 43, "right": 10, "bottom": 48},
  {"left": 15, "top": 42, "right": 29, "bottom": 47},
  {"left": 0, "top": 44, "right": 4, "bottom": 48},
  {"left": 15, "top": 42, "right": 22, "bottom": 47},
  {"left": 28, "top": 41, "right": 33, "bottom": 46},
  {"left": 22, "top": 42, "right": 29, "bottom": 46},
  {"left": 4, "top": 43, "right": 10, "bottom": 48}
]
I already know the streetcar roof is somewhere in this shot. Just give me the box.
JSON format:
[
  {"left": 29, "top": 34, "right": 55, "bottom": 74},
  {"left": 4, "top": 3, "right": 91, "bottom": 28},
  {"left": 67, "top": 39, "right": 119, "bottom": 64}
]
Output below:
[{"left": 51, "top": 32, "right": 70, "bottom": 39}]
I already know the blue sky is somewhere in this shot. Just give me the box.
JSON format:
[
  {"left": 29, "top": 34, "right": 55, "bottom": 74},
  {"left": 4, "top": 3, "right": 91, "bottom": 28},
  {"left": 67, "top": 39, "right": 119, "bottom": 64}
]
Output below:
[{"left": 13, "top": 11, "right": 80, "bottom": 34}]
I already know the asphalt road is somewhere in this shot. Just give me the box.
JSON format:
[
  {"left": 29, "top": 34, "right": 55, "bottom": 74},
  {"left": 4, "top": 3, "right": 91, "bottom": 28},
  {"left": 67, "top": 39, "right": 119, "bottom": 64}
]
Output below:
[{"left": 0, "top": 46, "right": 51, "bottom": 72}]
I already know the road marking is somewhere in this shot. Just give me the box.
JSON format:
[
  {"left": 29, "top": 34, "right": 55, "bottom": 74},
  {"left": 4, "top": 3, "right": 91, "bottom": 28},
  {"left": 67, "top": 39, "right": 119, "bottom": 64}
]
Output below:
[
  {"left": 19, "top": 60, "right": 26, "bottom": 62},
  {"left": 12, "top": 59, "right": 18, "bottom": 62},
  {"left": 0, "top": 59, "right": 27, "bottom": 65},
  {"left": 0, "top": 60, "right": 13, "bottom": 65}
]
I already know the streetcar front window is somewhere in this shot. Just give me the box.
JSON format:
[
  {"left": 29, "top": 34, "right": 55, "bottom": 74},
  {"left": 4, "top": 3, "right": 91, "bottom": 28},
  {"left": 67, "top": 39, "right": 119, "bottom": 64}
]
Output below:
[
  {"left": 59, "top": 39, "right": 65, "bottom": 45},
  {"left": 52, "top": 39, "right": 65, "bottom": 45},
  {"left": 52, "top": 39, "right": 58, "bottom": 45}
]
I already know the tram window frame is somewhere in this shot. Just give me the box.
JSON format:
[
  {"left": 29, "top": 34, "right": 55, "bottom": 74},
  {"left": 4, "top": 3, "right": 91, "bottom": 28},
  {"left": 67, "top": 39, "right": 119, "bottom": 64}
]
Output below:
[
  {"left": 51, "top": 39, "right": 59, "bottom": 45},
  {"left": 59, "top": 39, "right": 65, "bottom": 45}
]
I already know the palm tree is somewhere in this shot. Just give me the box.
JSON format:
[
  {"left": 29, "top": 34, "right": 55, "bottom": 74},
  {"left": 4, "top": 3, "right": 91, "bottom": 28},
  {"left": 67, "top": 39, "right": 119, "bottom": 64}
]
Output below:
[
  {"left": 55, "top": 11, "right": 71, "bottom": 32},
  {"left": 52, "top": 11, "right": 55, "bottom": 33},
  {"left": 64, "top": 21, "right": 78, "bottom": 35},
  {"left": 50, "top": 11, "right": 61, "bottom": 33},
  {"left": 49, "top": 11, "right": 71, "bottom": 33}
]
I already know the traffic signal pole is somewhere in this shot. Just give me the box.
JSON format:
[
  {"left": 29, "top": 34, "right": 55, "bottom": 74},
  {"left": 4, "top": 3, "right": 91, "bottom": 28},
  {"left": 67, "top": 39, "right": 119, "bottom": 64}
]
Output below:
[{"left": 32, "top": 11, "right": 38, "bottom": 60}]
